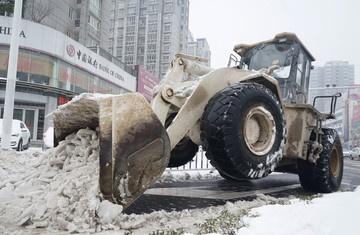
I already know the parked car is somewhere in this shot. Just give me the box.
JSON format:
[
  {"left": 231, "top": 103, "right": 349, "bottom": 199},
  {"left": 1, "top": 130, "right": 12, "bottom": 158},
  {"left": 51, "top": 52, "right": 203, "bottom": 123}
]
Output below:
[
  {"left": 349, "top": 147, "right": 360, "bottom": 160},
  {"left": 42, "top": 126, "right": 54, "bottom": 150},
  {"left": 343, "top": 148, "right": 350, "bottom": 158},
  {"left": 0, "top": 119, "right": 31, "bottom": 151}
]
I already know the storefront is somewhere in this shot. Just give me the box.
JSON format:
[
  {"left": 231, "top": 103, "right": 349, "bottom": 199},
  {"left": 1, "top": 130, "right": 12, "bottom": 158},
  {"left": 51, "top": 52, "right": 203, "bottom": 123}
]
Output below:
[{"left": 0, "top": 16, "right": 137, "bottom": 141}]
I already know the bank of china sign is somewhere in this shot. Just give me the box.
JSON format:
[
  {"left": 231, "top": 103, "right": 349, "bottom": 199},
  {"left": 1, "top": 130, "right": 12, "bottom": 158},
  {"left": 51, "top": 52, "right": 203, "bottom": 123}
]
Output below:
[{"left": 0, "top": 16, "right": 136, "bottom": 92}]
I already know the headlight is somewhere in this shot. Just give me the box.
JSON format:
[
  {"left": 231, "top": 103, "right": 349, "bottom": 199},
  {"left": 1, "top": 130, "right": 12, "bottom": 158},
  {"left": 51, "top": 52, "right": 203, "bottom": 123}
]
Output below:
[{"left": 11, "top": 133, "right": 20, "bottom": 137}]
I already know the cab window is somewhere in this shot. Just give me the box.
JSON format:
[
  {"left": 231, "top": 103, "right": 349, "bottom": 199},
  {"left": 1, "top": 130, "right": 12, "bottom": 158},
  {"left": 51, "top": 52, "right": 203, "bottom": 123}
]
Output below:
[{"left": 296, "top": 52, "right": 304, "bottom": 86}]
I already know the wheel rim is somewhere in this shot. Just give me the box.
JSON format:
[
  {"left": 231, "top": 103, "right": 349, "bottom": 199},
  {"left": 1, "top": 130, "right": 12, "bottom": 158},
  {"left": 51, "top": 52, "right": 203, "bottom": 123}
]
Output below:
[
  {"left": 330, "top": 145, "right": 341, "bottom": 178},
  {"left": 243, "top": 105, "right": 276, "bottom": 156}
]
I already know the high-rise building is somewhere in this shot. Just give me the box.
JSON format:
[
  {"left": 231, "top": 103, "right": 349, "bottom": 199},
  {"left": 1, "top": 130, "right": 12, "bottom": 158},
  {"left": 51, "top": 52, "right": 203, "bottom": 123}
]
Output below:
[
  {"left": 309, "top": 61, "right": 355, "bottom": 112},
  {"left": 108, "top": 0, "right": 190, "bottom": 79},
  {"left": 23, "top": 0, "right": 111, "bottom": 49},
  {"left": 187, "top": 31, "right": 211, "bottom": 67}
]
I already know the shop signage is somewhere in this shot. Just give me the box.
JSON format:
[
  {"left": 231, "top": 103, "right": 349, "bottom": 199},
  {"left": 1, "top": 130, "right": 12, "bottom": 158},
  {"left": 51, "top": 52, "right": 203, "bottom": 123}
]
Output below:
[
  {"left": 0, "top": 26, "right": 26, "bottom": 38},
  {"left": 0, "top": 16, "right": 136, "bottom": 92}
]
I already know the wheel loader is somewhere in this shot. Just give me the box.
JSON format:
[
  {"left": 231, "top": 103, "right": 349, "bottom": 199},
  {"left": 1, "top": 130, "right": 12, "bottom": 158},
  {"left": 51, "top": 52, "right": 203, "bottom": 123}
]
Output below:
[{"left": 48, "top": 32, "right": 343, "bottom": 210}]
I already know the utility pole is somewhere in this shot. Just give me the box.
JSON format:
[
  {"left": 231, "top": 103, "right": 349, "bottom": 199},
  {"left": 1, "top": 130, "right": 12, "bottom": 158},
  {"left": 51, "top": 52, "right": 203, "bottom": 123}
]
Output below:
[{"left": 1, "top": 0, "right": 23, "bottom": 149}]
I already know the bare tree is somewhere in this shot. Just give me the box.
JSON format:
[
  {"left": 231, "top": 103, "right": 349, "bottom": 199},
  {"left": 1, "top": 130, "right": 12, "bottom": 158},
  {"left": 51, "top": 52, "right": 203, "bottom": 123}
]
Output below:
[
  {"left": 27, "top": 0, "right": 53, "bottom": 23},
  {"left": 0, "top": 0, "right": 15, "bottom": 16}
]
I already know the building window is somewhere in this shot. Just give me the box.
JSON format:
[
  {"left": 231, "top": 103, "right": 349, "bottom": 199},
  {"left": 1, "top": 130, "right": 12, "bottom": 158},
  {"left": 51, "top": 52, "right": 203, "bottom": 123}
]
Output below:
[
  {"left": 164, "top": 24, "right": 171, "bottom": 32},
  {"left": 139, "top": 17, "right": 146, "bottom": 25},
  {"left": 125, "top": 56, "right": 134, "bottom": 65},
  {"left": 128, "top": 7, "right": 136, "bottom": 16},
  {"left": 140, "top": 8, "right": 147, "bottom": 15},
  {"left": 118, "top": 10, "right": 125, "bottom": 17},
  {"left": 149, "top": 24, "right": 157, "bottom": 33},
  {"left": 74, "top": 32, "right": 79, "bottom": 41},
  {"left": 148, "top": 34, "right": 157, "bottom": 42},
  {"left": 75, "top": 9, "right": 81, "bottom": 27},
  {"left": 86, "top": 37, "right": 99, "bottom": 47},
  {"left": 125, "top": 46, "right": 134, "bottom": 55},
  {"left": 164, "top": 14, "right": 171, "bottom": 22},
  {"left": 126, "top": 26, "right": 135, "bottom": 35},
  {"left": 116, "top": 49, "right": 122, "bottom": 56},
  {"left": 128, "top": 0, "right": 137, "bottom": 6},
  {"left": 68, "top": 7, "right": 74, "bottom": 19},
  {"left": 149, "top": 14, "right": 158, "bottom": 23},
  {"left": 127, "top": 16, "right": 136, "bottom": 25},
  {"left": 163, "top": 54, "right": 170, "bottom": 62},
  {"left": 89, "top": 0, "right": 101, "bottom": 17},
  {"left": 149, "top": 4, "right": 158, "bottom": 13},
  {"left": 164, "top": 4, "right": 172, "bottom": 12},
  {"left": 163, "top": 34, "right": 170, "bottom": 42},
  {"left": 147, "top": 55, "right": 156, "bottom": 63},
  {"left": 126, "top": 36, "right": 134, "bottom": 45},
  {"left": 138, "top": 37, "right": 145, "bottom": 45},
  {"left": 139, "top": 27, "right": 145, "bottom": 35},
  {"left": 138, "top": 47, "right": 145, "bottom": 54},
  {"left": 88, "top": 15, "right": 100, "bottom": 38},
  {"left": 146, "top": 64, "right": 156, "bottom": 74},
  {"left": 117, "top": 29, "right": 123, "bottom": 37},
  {"left": 162, "top": 65, "right": 169, "bottom": 73},
  {"left": 118, "top": 1, "right": 125, "bottom": 8},
  {"left": 147, "top": 44, "right": 156, "bottom": 53},
  {"left": 138, "top": 56, "right": 144, "bottom": 64}
]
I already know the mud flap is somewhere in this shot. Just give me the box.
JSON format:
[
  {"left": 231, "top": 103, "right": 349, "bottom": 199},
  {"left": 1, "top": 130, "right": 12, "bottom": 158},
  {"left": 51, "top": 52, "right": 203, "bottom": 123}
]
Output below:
[{"left": 48, "top": 93, "right": 170, "bottom": 210}]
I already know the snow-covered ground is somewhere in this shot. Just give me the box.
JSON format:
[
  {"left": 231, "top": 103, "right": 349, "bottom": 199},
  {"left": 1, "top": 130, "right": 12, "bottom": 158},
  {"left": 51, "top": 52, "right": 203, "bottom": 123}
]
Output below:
[{"left": 0, "top": 130, "right": 359, "bottom": 235}]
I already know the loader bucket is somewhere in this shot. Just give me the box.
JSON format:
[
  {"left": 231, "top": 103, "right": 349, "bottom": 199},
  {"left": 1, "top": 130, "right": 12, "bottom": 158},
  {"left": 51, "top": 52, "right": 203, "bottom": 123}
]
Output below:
[{"left": 48, "top": 93, "right": 170, "bottom": 209}]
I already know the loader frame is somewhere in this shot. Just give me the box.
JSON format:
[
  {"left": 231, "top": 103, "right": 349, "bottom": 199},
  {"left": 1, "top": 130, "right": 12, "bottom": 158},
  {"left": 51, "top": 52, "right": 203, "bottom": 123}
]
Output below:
[{"left": 151, "top": 53, "right": 340, "bottom": 165}]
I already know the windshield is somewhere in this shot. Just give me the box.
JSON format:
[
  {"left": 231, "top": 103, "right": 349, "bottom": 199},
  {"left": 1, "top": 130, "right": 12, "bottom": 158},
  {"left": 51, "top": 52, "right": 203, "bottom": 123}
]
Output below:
[{"left": 241, "top": 43, "right": 293, "bottom": 79}]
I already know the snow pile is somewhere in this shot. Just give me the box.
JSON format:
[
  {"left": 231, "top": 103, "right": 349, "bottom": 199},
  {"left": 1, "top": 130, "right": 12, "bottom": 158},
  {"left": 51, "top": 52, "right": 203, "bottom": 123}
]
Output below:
[
  {"left": 240, "top": 188, "right": 360, "bottom": 235},
  {"left": 0, "top": 128, "right": 221, "bottom": 234},
  {"left": 0, "top": 128, "right": 118, "bottom": 233}
]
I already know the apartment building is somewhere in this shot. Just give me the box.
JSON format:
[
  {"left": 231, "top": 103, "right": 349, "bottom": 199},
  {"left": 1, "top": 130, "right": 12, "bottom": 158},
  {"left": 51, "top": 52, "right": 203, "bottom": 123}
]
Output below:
[
  {"left": 23, "top": 0, "right": 111, "bottom": 49},
  {"left": 109, "top": 0, "right": 190, "bottom": 79},
  {"left": 187, "top": 32, "right": 211, "bottom": 67}
]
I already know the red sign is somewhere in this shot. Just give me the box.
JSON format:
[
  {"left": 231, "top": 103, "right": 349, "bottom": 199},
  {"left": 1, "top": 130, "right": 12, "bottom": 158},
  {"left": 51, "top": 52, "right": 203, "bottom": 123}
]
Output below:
[
  {"left": 58, "top": 96, "right": 70, "bottom": 105},
  {"left": 135, "top": 65, "right": 160, "bottom": 102},
  {"left": 349, "top": 86, "right": 360, "bottom": 100},
  {"left": 353, "top": 104, "right": 360, "bottom": 122}
]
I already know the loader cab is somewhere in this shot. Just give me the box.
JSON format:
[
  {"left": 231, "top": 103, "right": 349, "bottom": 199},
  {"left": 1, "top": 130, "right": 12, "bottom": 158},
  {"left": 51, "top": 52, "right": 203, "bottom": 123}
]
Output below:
[{"left": 234, "top": 33, "right": 315, "bottom": 104}]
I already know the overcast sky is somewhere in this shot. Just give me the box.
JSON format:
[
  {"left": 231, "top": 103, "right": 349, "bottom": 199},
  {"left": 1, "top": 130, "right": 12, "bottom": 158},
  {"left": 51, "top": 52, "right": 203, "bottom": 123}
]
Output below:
[{"left": 189, "top": 0, "right": 360, "bottom": 83}]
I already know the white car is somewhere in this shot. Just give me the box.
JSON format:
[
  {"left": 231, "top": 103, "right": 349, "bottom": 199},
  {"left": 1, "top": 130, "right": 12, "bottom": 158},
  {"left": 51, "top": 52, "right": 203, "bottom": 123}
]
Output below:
[
  {"left": 349, "top": 147, "right": 360, "bottom": 160},
  {"left": 0, "top": 119, "right": 31, "bottom": 151}
]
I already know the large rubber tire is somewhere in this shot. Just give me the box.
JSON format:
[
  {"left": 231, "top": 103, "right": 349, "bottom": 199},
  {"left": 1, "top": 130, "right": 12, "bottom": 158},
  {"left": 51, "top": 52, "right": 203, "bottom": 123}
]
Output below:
[
  {"left": 17, "top": 139, "right": 23, "bottom": 152},
  {"left": 24, "top": 138, "right": 30, "bottom": 150},
  {"left": 167, "top": 137, "right": 199, "bottom": 167},
  {"left": 200, "top": 83, "right": 285, "bottom": 180},
  {"left": 165, "top": 113, "right": 199, "bottom": 167},
  {"left": 298, "top": 128, "right": 343, "bottom": 193}
]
